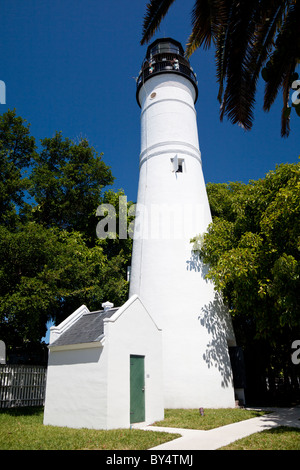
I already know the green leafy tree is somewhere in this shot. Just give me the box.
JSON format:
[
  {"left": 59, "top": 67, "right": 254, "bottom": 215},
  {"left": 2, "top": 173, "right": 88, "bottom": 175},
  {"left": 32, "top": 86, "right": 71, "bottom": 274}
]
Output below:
[
  {"left": 0, "top": 109, "right": 36, "bottom": 226},
  {"left": 0, "top": 223, "right": 106, "bottom": 347},
  {"left": 29, "top": 131, "right": 114, "bottom": 244},
  {"left": 0, "top": 111, "right": 132, "bottom": 355},
  {"left": 141, "top": 0, "right": 300, "bottom": 136},
  {"left": 197, "top": 162, "right": 300, "bottom": 336},
  {"left": 193, "top": 162, "right": 300, "bottom": 402},
  {"left": 97, "top": 189, "right": 134, "bottom": 258},
  {"left": 96, "top": 189, "right": 135, "bottom": 306},
  {"left": 0, "top": 222, "right": 131, "bottom": 351}
]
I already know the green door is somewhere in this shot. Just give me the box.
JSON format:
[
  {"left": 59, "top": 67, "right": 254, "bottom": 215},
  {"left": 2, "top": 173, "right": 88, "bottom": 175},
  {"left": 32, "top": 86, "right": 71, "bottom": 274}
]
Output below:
[{"left": 130, "top": 355, "right": 145, "bottom": 423}]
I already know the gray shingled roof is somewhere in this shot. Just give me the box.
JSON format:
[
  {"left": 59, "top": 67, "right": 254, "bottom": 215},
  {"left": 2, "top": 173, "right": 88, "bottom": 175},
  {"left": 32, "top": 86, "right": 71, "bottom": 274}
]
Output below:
[{"left": 51, "top": 308, "right": 119, "bottom": 347}]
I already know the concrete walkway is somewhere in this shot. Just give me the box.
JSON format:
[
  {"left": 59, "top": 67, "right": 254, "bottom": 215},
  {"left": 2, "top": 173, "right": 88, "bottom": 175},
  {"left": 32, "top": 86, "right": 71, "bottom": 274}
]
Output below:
[{"left": 133, "top": 407, "right": 300, "bottom": 450}]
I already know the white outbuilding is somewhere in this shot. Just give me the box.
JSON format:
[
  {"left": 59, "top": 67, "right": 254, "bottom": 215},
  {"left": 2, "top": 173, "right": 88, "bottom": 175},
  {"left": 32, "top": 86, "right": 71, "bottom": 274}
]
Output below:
[{"left": 43, "top": 295, "right": 163, "bottom": 429}]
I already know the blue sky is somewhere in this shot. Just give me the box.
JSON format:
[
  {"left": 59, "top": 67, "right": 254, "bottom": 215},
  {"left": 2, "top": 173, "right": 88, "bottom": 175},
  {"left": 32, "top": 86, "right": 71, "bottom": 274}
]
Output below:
[{"left": 2, "top": 0, "right": 299, "bottom": 205}]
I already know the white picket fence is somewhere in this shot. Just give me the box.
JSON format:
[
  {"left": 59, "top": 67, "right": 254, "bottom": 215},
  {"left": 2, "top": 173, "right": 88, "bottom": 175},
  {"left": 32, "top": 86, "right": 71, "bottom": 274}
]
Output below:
[{"left": 0, "top": 364, "right": 47, "bottom": 408}]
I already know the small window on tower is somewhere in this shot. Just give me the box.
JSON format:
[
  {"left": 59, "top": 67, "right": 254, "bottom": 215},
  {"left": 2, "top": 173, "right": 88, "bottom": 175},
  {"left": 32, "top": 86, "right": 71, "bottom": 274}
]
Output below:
[{"left": 171, "top": 156, "right": 185, "bottom": 173}]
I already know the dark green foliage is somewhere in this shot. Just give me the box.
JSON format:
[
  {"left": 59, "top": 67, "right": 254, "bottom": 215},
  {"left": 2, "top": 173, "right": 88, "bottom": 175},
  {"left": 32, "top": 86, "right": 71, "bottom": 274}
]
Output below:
[
  {"left": 0, "top": 110, "right": 36, "bottom": 226},
  {"left": 29, "top": 131, "right": 114, "bottom": 243},
  {"left": 194, "top": 162, "right": 300, "bottom": 403},
  {"left": 0, "top": 110, "right": 132, "bottom": 353}
]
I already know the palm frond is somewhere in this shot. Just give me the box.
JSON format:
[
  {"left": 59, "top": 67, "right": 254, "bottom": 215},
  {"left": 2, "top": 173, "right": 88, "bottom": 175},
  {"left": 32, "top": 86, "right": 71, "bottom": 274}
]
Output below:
[
  {"left": 215, "top": 0, "right": 233, "bottom": 103},
  {"left": 185, "top": 0, "right": 227, "bottom": 56},
  {"left": 141, "top": 0, "right": 176, "bottom": 44},
  {"left": 215, "top": 28, "right": 227, "bottom": 103},
  {"left": 219, "top": 0, "right": 261, "bottom": 130},
  {"left": 280, "top": 63, "right": 294, "bottom": 137},
  {"left": 248, "top": 1, "right": 287, "bottom": 80},
  {"left": 263, "top": 1, "right": 300, "bottom": 112},
  {"left": 240, "top": 1, "right": 290, "bottom": 130}
]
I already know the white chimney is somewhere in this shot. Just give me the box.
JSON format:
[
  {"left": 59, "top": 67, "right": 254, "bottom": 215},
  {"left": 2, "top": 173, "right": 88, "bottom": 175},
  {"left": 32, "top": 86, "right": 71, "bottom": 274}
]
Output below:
[{"left": 102, "top": 301, "right": 114, "bottom": 312}]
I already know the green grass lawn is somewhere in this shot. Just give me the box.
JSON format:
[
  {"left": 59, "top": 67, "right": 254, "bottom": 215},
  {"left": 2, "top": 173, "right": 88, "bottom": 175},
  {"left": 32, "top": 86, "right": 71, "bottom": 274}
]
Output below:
[
  {"left": 220, "top": 426, "right": 300, "bottom": 450},
  {"left": 0, "top": 407, "right": 180, "bottom": 450},
  {"left": 153, "top": 407, "right": 267, "bottom": 430},
  {"left": 1, "top": 406, "right": 299, "bottom": 450}
]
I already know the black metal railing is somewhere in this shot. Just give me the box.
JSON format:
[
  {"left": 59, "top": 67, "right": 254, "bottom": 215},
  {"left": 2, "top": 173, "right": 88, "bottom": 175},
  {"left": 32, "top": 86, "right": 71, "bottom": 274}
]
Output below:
[{"left": 137, "top": 57, "right": 198, "bottom": 89}]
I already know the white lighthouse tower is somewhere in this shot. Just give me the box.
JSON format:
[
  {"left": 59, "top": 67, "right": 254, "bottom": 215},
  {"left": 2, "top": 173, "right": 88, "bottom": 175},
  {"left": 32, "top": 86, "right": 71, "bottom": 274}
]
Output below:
[{"left": 129, "top": 38, "right": 237, "bottom": 409}]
